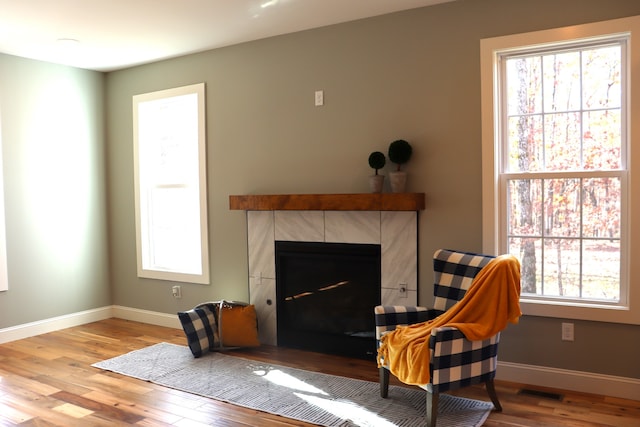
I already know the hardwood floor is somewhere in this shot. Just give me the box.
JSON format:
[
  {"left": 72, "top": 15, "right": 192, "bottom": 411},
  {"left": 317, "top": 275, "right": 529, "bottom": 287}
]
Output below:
[{"left": 0, "top": 318, "right": 638, "bottom": 426}]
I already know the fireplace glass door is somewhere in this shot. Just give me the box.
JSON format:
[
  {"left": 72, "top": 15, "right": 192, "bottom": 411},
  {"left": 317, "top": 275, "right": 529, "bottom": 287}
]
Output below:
[{"left": 275, "top": 241, "right": 381, "bottom": 359}]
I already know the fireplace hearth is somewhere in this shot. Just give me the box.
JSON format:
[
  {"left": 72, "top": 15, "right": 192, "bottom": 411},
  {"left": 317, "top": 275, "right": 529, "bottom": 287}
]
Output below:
[{"left": 275, "top": 241, "right": 381, "bottom": 360}]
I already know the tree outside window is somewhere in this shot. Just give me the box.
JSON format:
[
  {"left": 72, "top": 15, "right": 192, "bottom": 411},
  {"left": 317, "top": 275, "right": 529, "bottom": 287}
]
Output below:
[{"left": 501, "top": 42, "right": 624, "bottom": 303}]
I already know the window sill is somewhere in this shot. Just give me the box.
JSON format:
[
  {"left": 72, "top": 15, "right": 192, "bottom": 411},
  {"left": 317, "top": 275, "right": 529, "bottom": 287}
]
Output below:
[{"left": 520, "top": 298, "right": 638, "bottom": 325}]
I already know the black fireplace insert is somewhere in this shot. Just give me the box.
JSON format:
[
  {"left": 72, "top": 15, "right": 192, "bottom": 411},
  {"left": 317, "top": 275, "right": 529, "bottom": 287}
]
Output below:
[{"left": 275, "top": 240, "right": 381, "bottom": 360}]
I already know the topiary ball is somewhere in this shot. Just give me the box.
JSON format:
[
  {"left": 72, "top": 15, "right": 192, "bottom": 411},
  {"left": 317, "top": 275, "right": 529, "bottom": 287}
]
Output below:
[
  {"left": 368, "top": 151, "right": 386, "bottom": 174},
  {"left": 388, "top": 139, "right": 412, "bottom": 170}
]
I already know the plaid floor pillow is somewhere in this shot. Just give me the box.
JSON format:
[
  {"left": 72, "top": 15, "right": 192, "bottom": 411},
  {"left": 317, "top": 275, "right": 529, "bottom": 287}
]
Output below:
[{"left": 178, "top": 303, "right": 219, "bottom": 357}]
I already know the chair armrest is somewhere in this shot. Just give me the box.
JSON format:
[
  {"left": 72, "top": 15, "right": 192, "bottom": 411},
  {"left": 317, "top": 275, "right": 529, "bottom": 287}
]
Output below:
[
  {"left": 374, "top": 305, "right": 439, "bottom": 339},
  {"left": 428, "top": 326, "right": 501, "bottom": 393}
]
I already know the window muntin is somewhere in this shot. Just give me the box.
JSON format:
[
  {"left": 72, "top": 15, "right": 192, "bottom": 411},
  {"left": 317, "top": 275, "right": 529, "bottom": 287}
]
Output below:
[
  {"left": 500, "top": 40, "right": 625, "bottom": 305},
  {"left": 133, "top": 83, "right": 209, "bottom": 284}
]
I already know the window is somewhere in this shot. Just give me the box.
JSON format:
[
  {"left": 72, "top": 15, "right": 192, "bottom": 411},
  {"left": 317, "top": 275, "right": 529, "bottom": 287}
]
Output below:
[
  {"left": 481, "top": 17, "right": 640, "bottom": 324},
  {"left": 133, "top": 83, "right": 209, "bottom": 284},
  {"left": 504, "top": 41, "right": 624, "bottom": 303},
  {"left": 0, "top": 122, "right": 7, "bottom": 292}
]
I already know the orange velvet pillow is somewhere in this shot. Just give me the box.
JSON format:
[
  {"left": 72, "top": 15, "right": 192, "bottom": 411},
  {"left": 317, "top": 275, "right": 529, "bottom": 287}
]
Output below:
[{"left": 219, "top": 304, "right": 260, "bottom": 347}]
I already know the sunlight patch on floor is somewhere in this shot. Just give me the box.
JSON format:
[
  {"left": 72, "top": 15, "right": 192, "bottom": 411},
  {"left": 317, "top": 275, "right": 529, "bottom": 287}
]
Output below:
[{"left": 253, "top": 369, "right": 329, "bottom": 395}]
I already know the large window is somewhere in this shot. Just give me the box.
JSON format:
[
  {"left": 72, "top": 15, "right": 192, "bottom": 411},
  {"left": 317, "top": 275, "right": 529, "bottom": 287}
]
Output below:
[
  {"left": 481, "top": 17, "right": 640, "bottom": 324},
  {"left": 505, "top": 41, "right": 624, "bottom": 303},
  {"left": 133, "top": 83, "right": 209, "bottom": 284}
]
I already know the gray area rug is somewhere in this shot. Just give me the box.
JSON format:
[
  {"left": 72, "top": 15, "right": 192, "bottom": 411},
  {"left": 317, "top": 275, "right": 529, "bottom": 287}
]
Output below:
[{"left": 92, "top": 342, "right": 492, "bottom": 427}]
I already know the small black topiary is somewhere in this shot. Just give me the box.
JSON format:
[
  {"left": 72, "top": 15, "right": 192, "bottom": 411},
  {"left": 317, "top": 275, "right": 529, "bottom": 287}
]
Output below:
[
  {"left": 388, "top": 139, "right": 412, "bottom": 171},
  {"left": 368, "top": 151, "right": 386, "bottom": 175}
]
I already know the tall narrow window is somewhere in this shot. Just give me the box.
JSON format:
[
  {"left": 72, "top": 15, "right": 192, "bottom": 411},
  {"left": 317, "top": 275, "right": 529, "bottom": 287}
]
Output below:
[
  {"left": 133, "top": 83, "right": 209, "bottom": 284},
  {"left": 482, "top": 16, "right": 640, "bottom": 324},
  {"left": 0, "top": 121, "right": 8, "bottom": 292}
]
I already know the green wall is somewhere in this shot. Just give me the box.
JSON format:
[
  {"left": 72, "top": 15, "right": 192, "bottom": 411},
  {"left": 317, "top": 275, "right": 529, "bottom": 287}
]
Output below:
[
  {"left": 105, "top": 0, "right": 640, "bottom": 380},
  {"left": 0, "top": 54, "right": 110, "bottom": 326}
]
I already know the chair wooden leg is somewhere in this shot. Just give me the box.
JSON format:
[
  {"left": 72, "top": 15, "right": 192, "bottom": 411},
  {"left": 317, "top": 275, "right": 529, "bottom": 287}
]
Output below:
[
  {"left": 379, "top": 367, "right": 389, "bottom": 398},
  {"left": 485, "top": 379, "right": 502, "bottom": 412},
  {"left": 426, "top": 390, "right": 439, "bottom": 427}
]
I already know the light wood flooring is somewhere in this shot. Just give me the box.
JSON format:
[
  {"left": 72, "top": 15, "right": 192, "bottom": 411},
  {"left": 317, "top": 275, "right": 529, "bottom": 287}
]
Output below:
[{"left": 0, "top": 318, "right": 638, "bottom": 426}]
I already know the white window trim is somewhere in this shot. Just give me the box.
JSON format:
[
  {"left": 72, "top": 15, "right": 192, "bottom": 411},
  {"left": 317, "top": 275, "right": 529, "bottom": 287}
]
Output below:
[
  {"left": 481, "top": 16, "right": 640, "bottom": 325},
  {"left": 133, "top": 83, "right": 209, "bottom": 285},
  {"left": 0, "top": 118, "right": 8, "bottom": 292}
]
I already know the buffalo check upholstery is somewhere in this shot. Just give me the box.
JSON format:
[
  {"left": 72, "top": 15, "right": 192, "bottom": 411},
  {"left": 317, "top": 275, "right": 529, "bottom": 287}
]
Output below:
[
  {"left": 375, "top": 249, "right": 502, "bottom": 427},
  {"left": 178, "top": 300, "right": 257, "bottom": 357},
  {"left": 178, "top": 302, "right": 219, "bottom": 358}
]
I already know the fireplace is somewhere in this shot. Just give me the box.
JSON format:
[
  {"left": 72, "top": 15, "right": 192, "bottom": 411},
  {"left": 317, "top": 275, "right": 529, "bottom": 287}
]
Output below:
[
  {"left": 275, "top": 241, "right": 381, "bottom": 359},
  {"left": 231, "top": 194, "right": 423, "bottom": 358}
]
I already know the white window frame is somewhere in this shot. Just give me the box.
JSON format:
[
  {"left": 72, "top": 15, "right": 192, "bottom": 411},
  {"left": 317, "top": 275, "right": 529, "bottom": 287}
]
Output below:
[
  {"left": 0, "top": 118, "right": 8, "bottom": 292},
  {"left": 481, "top": 16, "right": 640, "bottom": 325},
  {"left": 133, "top": 83, "right": 209, "bottom": 284}
]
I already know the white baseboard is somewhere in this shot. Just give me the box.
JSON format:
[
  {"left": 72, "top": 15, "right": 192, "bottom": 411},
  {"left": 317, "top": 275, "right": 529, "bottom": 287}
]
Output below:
[
  {"left": 2, "top": 307, "right": 638, "bottom": 401},
  {"left": 111, "top": 305, "right": 181, "bottom": 329},
  {"left": 497, "top": 361, "right": 640, "bottom": 401},
  {"left": 0, "top": 306, "right": 113, "bottom": 344},
  {"left": 0, "top": 305, "right": 180, "bottom": 345}
]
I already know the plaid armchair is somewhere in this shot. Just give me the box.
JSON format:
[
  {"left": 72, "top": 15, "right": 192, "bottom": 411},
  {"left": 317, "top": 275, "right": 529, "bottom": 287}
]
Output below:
[{"left": 375, "top": 249, "right": 504, "bottom": 427}]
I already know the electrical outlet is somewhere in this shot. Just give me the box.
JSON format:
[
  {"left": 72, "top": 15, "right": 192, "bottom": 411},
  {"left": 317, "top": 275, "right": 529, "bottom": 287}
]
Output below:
[
  {"left": 172, "top": 285, "right": 182, "bottom": 299},
  {"left": 314, "top": 90, "right": 324, "bottom": 106},
  {"left": 561, "top": 322, "right": 574, "bottom": 341}
]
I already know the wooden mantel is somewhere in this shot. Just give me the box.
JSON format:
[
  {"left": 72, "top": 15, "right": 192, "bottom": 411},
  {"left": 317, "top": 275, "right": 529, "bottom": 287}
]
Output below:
[{"left": 229, "top": 193, "right": 425, "bottom": 211}]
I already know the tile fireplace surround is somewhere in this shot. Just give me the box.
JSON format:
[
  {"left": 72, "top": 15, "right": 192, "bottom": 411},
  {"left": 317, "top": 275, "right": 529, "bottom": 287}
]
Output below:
[{"left": 230, "top": 193, "right": 425, "bottom": 346}]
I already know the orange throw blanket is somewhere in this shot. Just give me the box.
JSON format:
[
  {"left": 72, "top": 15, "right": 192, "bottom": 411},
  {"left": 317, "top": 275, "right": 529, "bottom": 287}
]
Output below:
[{"left": 377, "top": 254, "right": 522, "bottom": 386}]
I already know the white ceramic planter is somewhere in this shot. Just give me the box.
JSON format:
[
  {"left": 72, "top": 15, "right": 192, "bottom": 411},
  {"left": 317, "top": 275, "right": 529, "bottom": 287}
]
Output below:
[
  {"left": 389, "top": 171, "right": 407, "bottom": 193},
  {"left": 369, "top": 175, "right": 385, "bottom": 193}
]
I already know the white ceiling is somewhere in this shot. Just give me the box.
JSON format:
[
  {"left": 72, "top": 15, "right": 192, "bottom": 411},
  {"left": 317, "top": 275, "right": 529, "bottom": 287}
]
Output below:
[{"left": 0, "top": 0, "right": 455, "bottom": 72}]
